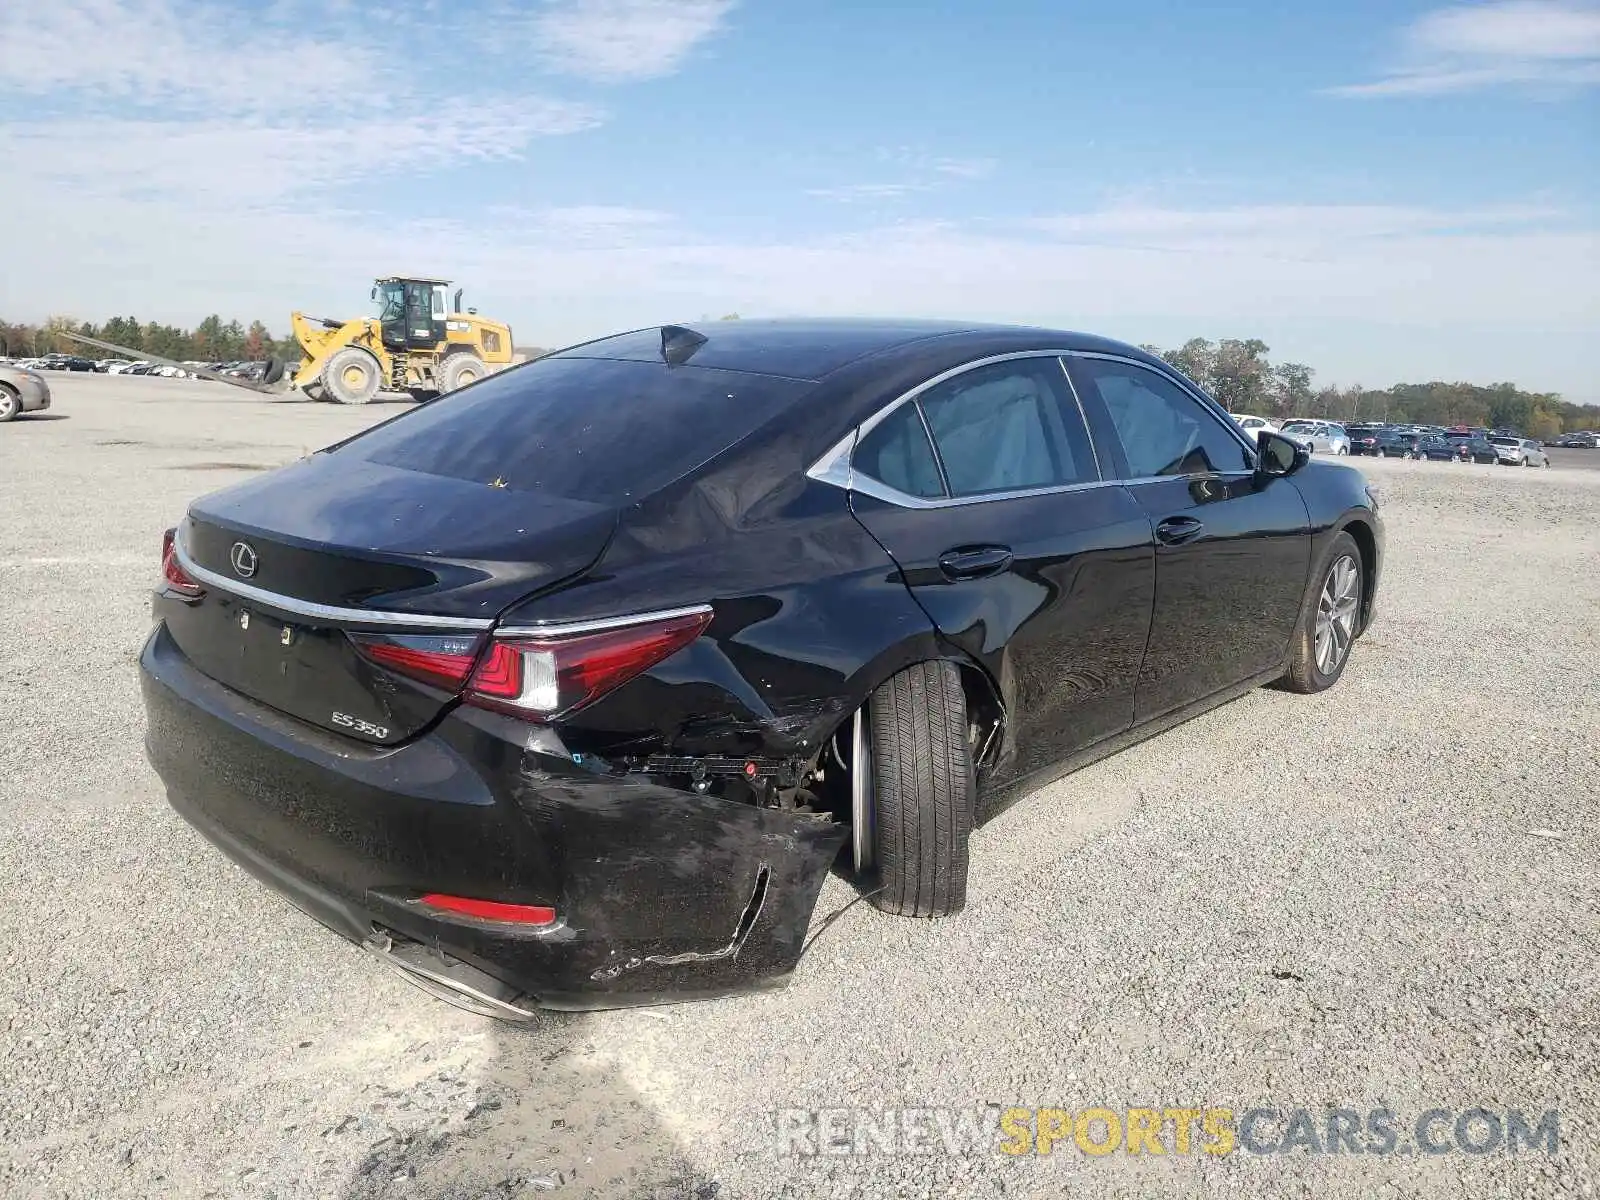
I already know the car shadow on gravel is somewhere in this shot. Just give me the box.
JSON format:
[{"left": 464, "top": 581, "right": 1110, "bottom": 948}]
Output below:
[{"left": 337, "top": 1009, "right": 721, "bottom": 1200}]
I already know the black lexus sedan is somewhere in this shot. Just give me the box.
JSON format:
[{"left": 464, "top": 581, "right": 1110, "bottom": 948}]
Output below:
[{"left": 140, "top": 320, "right": 1383, "bottom": 1016}]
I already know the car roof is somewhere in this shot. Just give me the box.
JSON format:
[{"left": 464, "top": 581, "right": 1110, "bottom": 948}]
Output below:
[{"left": 545, "top": 318, "right": 1153, "bottom": 382}]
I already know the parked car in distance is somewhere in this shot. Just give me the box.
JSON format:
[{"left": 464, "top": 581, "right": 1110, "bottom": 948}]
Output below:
[
  {"left": 1487, "top": 435, "right": 1548, "bottom": 466},
  {"left": 1370, "top": 428, "right": 1420, "bottom": 457},
  {"left": 1555, "top": 432, "right": 1597, "bottom": 448},
  {"left": 1513, "top": 438, "right": 1550, "bottom": 467},
  {"left": 139, "top": 318, "right": 1384, "bottom": 1016},
  {"left": 1279, "top": 419, "right": 1351, "bottom": 456},
  {"left": 0, "top": 363, "right": 54, "bottom": 421},
  {"left": 1345, "top": 424, "right": 1387, "bottom": 455},
  {"left": 1454, "top": 435, "right": 1499, "bottom": 464},
  {"left": 1233, "top": 414, "right": 1279, "bottom": 439},
  {"left": 1410, "top": 434, "right": 1456, "bottom": 461}
]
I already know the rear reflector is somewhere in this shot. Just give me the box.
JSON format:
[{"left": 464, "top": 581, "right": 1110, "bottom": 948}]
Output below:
[
  {"left": 467, "top": 607, "right": 713, "bottom": 721},
  {"left": 417, "top": 894, "right": 557, "bottom": 925},
  {"left": 161, "top": 528, "right": 204, "bottom": 599}
]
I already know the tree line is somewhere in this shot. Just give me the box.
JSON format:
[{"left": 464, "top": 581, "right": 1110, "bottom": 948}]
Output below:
[
  {"left": 1142, "top": 336, "right": 1598, "bottom": 439},
  {"left": 0, "top": 314, "right": 297, "bottom": 364},
  {"left": 4, "top": 314, "right": 1593, "bottom": 436}
]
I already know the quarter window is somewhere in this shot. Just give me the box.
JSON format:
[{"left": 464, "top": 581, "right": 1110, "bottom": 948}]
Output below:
[
  {"left": 1071, "top": 358, "right": 1251, "bottom": 478},
  {"left": 915, "top": 358, "right": 1097, "bottom": 497},
  {"left": 854, "top": 401, "right": 945, "bottom": 498}
]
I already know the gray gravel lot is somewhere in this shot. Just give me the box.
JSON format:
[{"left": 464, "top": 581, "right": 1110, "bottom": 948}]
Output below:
[{"left": 2, "top": 373, "right": 1597, "bottom": 1199}]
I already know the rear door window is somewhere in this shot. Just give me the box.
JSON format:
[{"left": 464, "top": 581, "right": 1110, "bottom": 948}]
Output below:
[
  {"left": 343, "top": 357, "right": 812, "bottom": 504},
  {"left": 912, "top": 358, "right": 1098, "bottom": 497}
]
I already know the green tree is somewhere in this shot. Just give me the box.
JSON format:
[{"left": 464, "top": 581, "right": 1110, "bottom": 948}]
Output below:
[
  {"left": 1159, "top": 337, "right": 1216, "bottom": 390},
  {"left": 1208, "top": 338, "right": 1271, "bottom": 413},
  {"left": 1267, "top": 362, "right": 1314, "bottom": 418}
]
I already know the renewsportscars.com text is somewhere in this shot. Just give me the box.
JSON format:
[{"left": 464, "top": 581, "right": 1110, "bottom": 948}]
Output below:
[{"left": 772, "top": 1105, "right": 1561, "bottom": 1158}]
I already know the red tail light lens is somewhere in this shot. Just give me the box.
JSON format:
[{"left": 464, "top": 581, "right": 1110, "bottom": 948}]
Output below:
[
  {"left": 466, "top": 607, "right": 713, "bottom": 720},
  {"left": 161, "top": 528, "right": 204, "bottom": 599},
  {"left": 417, "top": 893, "right": 557, "bottom": 926},
  {"left": 350, "top": 633, "right": 482, "bottom": 691}
]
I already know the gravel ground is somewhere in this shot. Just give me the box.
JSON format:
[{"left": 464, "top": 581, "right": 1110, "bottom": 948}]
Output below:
[{"left": 2, "top": 374, "right": 1597, "bottom": 1199}]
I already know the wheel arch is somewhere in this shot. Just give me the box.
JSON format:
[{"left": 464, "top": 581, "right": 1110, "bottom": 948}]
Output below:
[{"left": 1336, "top": 513, "right": 1379, "bottom": 632}]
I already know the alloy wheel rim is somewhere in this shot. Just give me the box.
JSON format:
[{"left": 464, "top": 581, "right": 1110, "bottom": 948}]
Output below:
[
  {"left": 1314, "top": 554, "right": 1360, "bottom": 675},
  {"left": 0, "top": 392, "right": 16, "bottom": 418}
]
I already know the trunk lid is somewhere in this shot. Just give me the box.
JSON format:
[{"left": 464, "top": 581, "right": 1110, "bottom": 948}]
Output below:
[{"left": 165, "top": 454, "right": 616, "bottom": 742}]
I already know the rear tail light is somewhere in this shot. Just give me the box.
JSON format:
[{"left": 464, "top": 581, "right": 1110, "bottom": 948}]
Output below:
[
  {"left": 349, "top": 607, "right": 713, "bottom": 721},
  {"left": 466, "top": 607, "right": 713, "bottom": 720},
  {"left": 350, "top": 633, "right": 483, "bottom": 691},
  {"left": 161, "top": 528, "right": 204, "bottom": 599}
]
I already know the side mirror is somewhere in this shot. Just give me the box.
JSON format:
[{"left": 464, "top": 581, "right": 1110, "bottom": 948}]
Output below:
[{"left": 1256, "top": 430, "right": 1309, "bottom": 478}]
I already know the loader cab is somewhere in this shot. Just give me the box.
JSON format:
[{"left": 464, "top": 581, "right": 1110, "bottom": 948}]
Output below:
[{"left": 372, "top": 276, "right": 448, "bottom": 352}]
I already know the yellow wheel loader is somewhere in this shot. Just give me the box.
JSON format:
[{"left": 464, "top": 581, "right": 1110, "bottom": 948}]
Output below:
[{"left": 64, "top": 275, "right": 515, "bottom": 405}]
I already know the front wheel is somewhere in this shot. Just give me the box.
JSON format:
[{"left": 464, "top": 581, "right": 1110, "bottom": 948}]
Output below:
[
  {"left": 321, "top": 347, "right": 382, "bottom": 405},
  {"left": 439, "top": 353, "right": 487, "bottom": 394},
  {"left": 865, "top": 661, "right": 975, "bottom": 918},
  {"left": 0, "top": 384, "right": 20, "bottom": 422},
  {"left": 1336, "top": 445, "right": 1349, "bottom": 456},
  {"left": 1281, "top": 533, "right": 1364, "bottom": 695}
]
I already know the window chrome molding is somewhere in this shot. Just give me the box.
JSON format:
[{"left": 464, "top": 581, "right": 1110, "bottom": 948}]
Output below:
[
  {"left": 805, "top": 346, "right": 1262, "bottom": 512},
  {"left": 847, "top": 474, "right": 1127, "bottom": 511},
  {"left": 172, "top": 538, "right": 495, "bottom": 631},
  {"left": 853, "top": 349, "right": 1087, "bottom": 445},
  {"left": 495, "top": 603, "right": 714, "bottom": 640}
]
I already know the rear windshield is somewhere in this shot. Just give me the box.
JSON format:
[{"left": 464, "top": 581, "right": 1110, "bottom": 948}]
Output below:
[
  {"left": 342, "top": 357, "right": 813, "bottom": 503},
  {"left": 1489, "top": 436, "right": 1519, "bottom": 445}
]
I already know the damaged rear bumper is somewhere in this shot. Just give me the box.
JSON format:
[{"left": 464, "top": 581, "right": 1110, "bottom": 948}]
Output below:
[{"left": 139, "top": 623, "right": 848, "bottom": 1012}]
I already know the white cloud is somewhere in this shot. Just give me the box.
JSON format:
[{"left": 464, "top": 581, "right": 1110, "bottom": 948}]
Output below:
[
  {"left": 1332, "top": 1, "right": 1600, "bottom": 96},
  {"left": 0, "top": 0, "right": 383, "bottom": 114},
  {"left": 930, "top": 157, "right": 997, "bottom": 180},
  {"left": 530, "top": 0, "right": 737, "bottom": 82},
  {"left": 805, "top": 183, "right": 930, "bottom": 202}
]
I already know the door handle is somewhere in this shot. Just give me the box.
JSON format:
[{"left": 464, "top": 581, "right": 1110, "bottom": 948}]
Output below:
[
  {"left": 1155, "top": 516, "right": 1205, "bottom": 546},
  {"left": 938, "top": 546, "right": 1014, "bottom": 580}
]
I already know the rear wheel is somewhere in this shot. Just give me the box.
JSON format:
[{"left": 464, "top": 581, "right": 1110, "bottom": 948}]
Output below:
[
  {"left": 321, "top": 347, "right": 382, "bottom": 405},
  {"left": 0, "top": 384, "right": 19, "bottom": 422},
  {"left": 865, "top": 660, "right": 975, "bottom": 918},
  {"left": 439, "top": 353, "right": 487, "bottom": 394},
  {"left": 1281, "top": 532, "right": 1364, "bottom": 694}
]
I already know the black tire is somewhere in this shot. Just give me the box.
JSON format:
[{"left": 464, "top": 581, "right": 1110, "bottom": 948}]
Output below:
[
  {"left": 321, "top": 347, "right": 382, "bottom": 405},
  {"left": 866, "top": 660, "right": 975, "bottom": 918},
  {"left": 301, "top": 381, "right": 327, "bottom": 403},
  {"left": 439, "top": 353, "right": 487, "bottom": 394},
  {"left": 0, "top": 384, "right": 20, "bottom": 423},
  {"left": 1281, "top": 532, "right": 1364, "bottom": 695}
]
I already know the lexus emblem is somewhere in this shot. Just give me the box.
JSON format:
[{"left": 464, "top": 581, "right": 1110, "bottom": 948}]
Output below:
[{"left": 229, "top": 541, "right": 258, "bottom": 578}]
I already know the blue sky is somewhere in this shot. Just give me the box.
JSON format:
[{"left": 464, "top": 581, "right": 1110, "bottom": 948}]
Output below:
[{"left": 1, "top": 0, "right": 1596, "bottom": 398}]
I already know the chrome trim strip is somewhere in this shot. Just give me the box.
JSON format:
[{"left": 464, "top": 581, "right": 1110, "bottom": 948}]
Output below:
[
  {"left": 496, "top": 603, "right": 714, "bottom": 640},
  {"left": 805, "top": 347, "right": 1264, "bottom": 512},
  {"left": 851, "top": 348, "right": 1086, "bottom": 445},
  {"left": 847, "top": 475, "right": 1128, "bottom": 510},
  {"left": 1055, "top": 356, "right": 1103, "bottom": 481},
  {"left": 172, "top": 539, "right": 494, "bottom": 630},
  {"left": 910, "top": 399, "right": 952, "bottom": 497}
]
